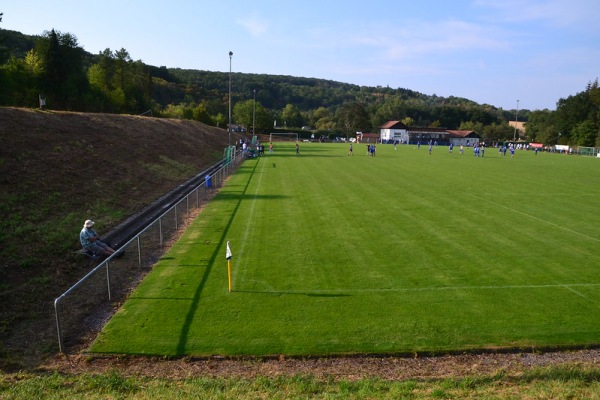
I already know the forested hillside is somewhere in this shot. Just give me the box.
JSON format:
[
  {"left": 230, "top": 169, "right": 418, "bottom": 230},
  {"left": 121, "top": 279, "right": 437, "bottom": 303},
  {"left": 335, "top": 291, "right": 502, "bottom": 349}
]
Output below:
[{"left": 1, "top": 26, "right": 599, "bottom": 146}]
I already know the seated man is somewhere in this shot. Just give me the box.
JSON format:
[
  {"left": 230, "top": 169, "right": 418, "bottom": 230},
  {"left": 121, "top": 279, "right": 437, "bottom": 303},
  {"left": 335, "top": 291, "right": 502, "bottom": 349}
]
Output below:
[{"left": 80, "top": 219, "right": 116, "bottom": 257}]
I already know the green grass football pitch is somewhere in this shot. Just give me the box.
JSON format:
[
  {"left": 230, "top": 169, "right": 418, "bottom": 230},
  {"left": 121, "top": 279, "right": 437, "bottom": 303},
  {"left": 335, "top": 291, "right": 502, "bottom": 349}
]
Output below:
[{"left": 90, "top": 142, "right": 600, "bottom": 356}]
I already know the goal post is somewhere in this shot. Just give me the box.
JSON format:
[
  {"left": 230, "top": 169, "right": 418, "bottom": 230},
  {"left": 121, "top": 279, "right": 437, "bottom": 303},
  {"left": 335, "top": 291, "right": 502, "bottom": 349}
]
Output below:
[
  {"left": 577, "top": 146, "right": 597, "bottom": 157},
  {"left": 269, "top": 132, "right": 298, "bottom": 142}
]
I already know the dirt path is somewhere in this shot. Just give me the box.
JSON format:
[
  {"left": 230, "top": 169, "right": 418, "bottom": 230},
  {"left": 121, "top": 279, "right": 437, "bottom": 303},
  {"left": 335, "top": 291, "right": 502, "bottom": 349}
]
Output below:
[{"left": 42, "top": 349, "right": 600, "bottom": 381}]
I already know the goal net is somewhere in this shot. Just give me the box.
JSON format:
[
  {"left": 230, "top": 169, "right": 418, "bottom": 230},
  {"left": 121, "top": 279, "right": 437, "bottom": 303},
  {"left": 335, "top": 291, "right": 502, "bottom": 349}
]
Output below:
[
  {"left": 269, "top": 132, "right": 298, "bottom": 142},
  {"left": 577, "top": 146, "right": 597, "bottom": 157}
]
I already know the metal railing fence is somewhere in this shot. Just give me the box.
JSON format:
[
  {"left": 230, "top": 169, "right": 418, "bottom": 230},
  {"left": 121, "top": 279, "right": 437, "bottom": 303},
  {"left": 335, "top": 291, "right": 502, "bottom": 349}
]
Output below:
[{"left": 54, "top": 149, "right": 243, "bottom": 353}]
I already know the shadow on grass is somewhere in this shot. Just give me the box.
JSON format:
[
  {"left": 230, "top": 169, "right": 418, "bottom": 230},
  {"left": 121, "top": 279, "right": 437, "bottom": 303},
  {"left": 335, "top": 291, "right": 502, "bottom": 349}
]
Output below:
[
  {"left": 209, "top": 193, "right": 289, "bottom": 201},
  {"left": 235, "top": 290, "right": 351, "bottom": 297},
  {"left": 175, "top": 157, "right": 261, "bottom": 355}
]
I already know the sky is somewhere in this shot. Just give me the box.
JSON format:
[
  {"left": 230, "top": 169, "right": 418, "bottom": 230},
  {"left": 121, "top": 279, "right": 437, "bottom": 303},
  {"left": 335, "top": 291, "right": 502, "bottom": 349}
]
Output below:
[{"left": 2, "top": 0, "right": 599, "bottom": 110}]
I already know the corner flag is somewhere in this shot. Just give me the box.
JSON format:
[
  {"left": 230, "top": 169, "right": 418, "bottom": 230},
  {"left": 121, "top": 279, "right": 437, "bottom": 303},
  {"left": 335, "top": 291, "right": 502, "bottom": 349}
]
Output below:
[
  {"left": 226, "top": 241, "right": 233, "bottom": 292},
  {"left": 226, "top": 241, "right": 233, "bottom": 260}
]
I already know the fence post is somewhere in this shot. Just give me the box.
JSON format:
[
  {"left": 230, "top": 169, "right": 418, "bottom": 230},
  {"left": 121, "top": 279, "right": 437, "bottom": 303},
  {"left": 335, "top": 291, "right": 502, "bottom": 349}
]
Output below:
[
  {"left": 159, "top": 216, "right": 163, "bottom": 248},
  {"left": 54, "top": 297, "right": 64, "bottom": 353},
  {"left": 137, "top": 235, "right": 142, "bottom": 267},
  {"left": 106, "top": 261, "right": 112, "bottom": 301}
]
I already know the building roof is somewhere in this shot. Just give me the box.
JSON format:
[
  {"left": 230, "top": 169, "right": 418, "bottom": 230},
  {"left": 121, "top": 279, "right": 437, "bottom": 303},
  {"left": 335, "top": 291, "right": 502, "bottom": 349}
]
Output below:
[
  {"left": 380, "top": 121, "right": 407, "bottom": 129},
  {"left": 446, "top": 130, "right": 479, "bottom": 138},
  {"left": 407, "top": 127, "right": 448, "bottom": 133}
]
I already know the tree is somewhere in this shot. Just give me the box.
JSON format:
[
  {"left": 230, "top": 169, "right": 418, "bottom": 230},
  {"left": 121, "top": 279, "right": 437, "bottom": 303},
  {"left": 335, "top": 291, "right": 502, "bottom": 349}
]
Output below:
[
  {"left": 458, "top": 121, "right": 484, "bottom": 134},
  {"left": 192, "top": 103, "right": 212, "bottom": 125},
  {"left": 482, "top": 123, "right": 513, "bottom": 143},
  {"left": 370, "top": 96, "right": 408, "bottom": 128},
  {"left": 401, "top": 117, "right": 415, "bottom": 126},
  {"left": 36, "top": 29, "right": 88, "bottom": 109},
  {"left": 311, "top": 106, "right": 334, "bottom": 131},
  {"left": 87, "top": 48, "right": 152, "bottom": 113},
  {"left": 253, "top": 103, "right": 272, "bottom": 132},
  {"left": 114, "top": 48, "right": 131, "bottom": 91},
  {"left": 233, "top": 100, "right": 254, "bottom": 128},
  {"left": 233, "top": 99, "right": 270, "bottom": 132},
  {"left": 336, "top": 102, "right": 370, "bottom": 139},
  {"left": 570, "top": 120, "right": 597, "bottom": 146},
  {"left": 1, "top": 57, "right": 30, "bottom": 105},
  {"left": 555, "top": 90, "right": 592, "bottom": 142},
  {"left": 39, "top": 29, "right": 61, "bottom": 101},
  {"left": 281, "top": 103, "right": 303, "bottom": 128},
  {"left": 213, "top": 113, "right": 226, "bottom": 128},
  {"left": 0, "top": 12, "right": 8, "bottom": 64},
  {"left": 585, "top": 79, "right": 600, "bottom": 135},
  {"left": 525, "top": 109, "right": 556, "bottom": 144},
  {"left": 552, "top": 81, "right": 600, "bottom": 146}
]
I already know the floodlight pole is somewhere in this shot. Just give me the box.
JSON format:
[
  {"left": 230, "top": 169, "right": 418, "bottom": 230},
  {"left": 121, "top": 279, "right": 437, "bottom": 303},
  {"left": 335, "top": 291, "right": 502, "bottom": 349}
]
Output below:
[
  {"left": 228, "top": 51, "right": 233, "bottom": 146},
  {"left": 253, "top": 89, "right": 256, "bottom": 136},
  {"left": 513, "top": 99, "right": 519, "bottom": 142}
]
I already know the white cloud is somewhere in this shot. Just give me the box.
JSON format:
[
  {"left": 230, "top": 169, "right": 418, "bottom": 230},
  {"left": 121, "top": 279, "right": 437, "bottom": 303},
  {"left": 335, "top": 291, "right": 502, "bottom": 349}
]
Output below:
[
  {"left": 236, "top": 13, "right": 268, "bottom": 37},
  {"left": 472, "top": 0, "right": 599, "bottom": 28},
  {"left": 348, "top": 20, "right": 509, "bottom": 61}
]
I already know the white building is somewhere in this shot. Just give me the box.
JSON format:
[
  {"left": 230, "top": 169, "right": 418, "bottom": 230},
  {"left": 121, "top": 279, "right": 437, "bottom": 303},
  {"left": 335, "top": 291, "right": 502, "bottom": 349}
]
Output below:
[
  {"left": 380, "top": 121, "right": 409, "bottom": 143},
  {"left": 380, "top": 121, "right": 480, "bottom": 146}
]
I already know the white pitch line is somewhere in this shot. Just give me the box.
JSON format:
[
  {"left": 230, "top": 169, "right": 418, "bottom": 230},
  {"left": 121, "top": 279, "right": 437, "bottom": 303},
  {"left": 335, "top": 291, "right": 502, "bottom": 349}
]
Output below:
[
  {"left": 560, "top": 284, "right": 597, "bottom": 302},
  {"left": 467, "top": 193, "right": 600, "bottom": 242},
  {"left": 243, "top": 283, "right": 600, "bottom": 295},
  {"left": 234, "top": 159, "right": 266, "bottom": 286}
]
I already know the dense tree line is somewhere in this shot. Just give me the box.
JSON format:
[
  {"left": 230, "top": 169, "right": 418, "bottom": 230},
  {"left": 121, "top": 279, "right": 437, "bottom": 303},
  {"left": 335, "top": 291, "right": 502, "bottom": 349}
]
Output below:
[
  {"left": 526, "top": 80, "right": 600, "bottom": 147},
  {"left": 1, "top": 24, "right": 598, "bottom": 146}
]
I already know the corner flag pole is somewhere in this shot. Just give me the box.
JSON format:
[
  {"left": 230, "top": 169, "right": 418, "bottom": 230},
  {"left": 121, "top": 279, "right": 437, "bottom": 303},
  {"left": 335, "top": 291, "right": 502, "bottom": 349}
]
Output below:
[{"left": 226, "top": 241, "right": 233, "bottom": 292}]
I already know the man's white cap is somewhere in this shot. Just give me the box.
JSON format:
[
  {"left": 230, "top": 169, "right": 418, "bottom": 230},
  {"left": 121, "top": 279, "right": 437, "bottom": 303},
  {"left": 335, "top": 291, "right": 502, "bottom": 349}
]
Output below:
[{"left": 84, "top": 220, "right": 94, "bottom": 228}]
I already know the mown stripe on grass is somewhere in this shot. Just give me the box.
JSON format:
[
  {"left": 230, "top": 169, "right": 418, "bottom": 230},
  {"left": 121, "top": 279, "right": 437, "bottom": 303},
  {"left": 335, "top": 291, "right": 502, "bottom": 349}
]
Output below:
[
  {"left": 467, "top": 193, "right": 600, "bottom": 242},
  {"left": 90, "top": 143, "right": 600, "bottom": 356}
]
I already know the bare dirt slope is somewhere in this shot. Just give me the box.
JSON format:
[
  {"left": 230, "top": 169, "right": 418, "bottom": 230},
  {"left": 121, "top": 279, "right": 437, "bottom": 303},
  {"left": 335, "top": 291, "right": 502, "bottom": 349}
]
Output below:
[{"left": 0, "top": 107, "right": 237, "bottom": 369}]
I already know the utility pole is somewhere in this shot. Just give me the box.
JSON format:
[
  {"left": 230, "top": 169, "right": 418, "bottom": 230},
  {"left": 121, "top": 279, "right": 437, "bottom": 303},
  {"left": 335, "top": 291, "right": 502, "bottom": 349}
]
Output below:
[
  {"left": 228, "top": 51, "right": 233, "bottom": 146},
  {"left": 513, "top": 99, "right": 519, "bottom": 142}
]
